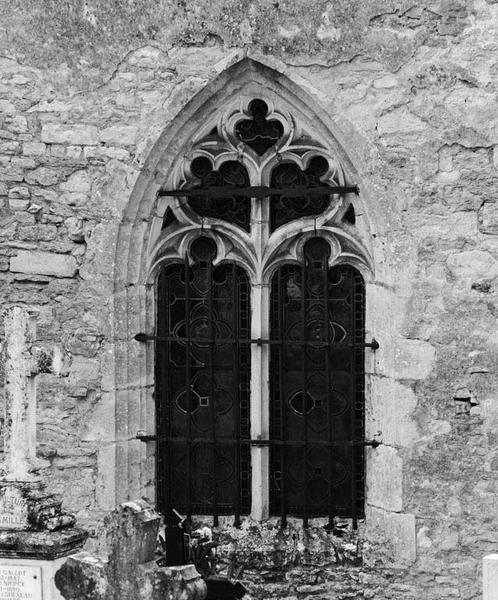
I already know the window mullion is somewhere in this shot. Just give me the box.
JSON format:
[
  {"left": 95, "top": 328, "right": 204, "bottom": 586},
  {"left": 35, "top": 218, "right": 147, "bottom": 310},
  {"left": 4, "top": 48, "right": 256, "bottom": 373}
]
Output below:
[{"left": 250, "top": 189, "right": 270, "bottom": 520}]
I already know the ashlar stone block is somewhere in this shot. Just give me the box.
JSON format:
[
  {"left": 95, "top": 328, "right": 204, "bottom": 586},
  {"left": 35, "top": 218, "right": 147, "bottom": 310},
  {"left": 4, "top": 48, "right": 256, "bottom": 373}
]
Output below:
[
  {"left": 365, "top": 506, "right": 416, "bottom": 566},
  {"left": 41, "top": 124, "right": 98, "bottom": 146},
  {"left": 366, "top": 445, "right": 403, "bottom": 512},
  {"left": 447, "top": 250, "right": 498, "bottom": 287},
  {"left": 99, "top": 125, "right": 138, "bottom": 146},
  {"left": 10, "top": 250, "right": 78, "bottom": 278},
  {"left": 394, "top": 338, "right": 436, "bottom": 380},
  {"left": 366, "top": 377, "right": 418, "bottom": 447}
]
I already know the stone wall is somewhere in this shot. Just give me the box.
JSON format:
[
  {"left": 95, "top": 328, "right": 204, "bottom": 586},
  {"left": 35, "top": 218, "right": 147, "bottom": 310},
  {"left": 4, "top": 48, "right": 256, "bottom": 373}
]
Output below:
[{"left": 1, "top": 1, "right": 497, "bottom": 598}]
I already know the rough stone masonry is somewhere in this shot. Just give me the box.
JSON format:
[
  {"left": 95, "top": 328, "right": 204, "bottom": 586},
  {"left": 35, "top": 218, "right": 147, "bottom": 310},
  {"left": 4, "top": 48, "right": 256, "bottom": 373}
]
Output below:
[{"left": 0, "top": 1, "right": 497, "bottom": 599}]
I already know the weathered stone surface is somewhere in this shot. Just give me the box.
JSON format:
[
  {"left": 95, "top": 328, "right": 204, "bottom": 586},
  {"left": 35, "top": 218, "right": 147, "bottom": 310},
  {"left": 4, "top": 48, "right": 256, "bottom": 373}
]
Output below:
[
  {"left": 365, "top": 507, "right": 416, "bottom": 566},
  {"left": 60, "top": 170, "right": 91, "bottom": 193},
  {"left": 0, "top": 4, "right": 496, "bottom": 599},
  {"left": 366, "top": 378, "right": 418, "bottom": 446},
  {"left": 447, "top": 250, "right": 498, "bottom": 287},
  {"left": 10, "top": 250, "right": 78, "bottom": 277},
  {"left": 55, "top": 502, "right": 206, "bottom": 600},
  {"left": 41, "top": 124, "right": 99, "bottom": 145},
  {"left": 366, "top": 446, "right": 403, "bottom": 512},
  {"left": 99, "top": 126, "right": 137, "bottom": 146},
  {"left": 394, "top": 338, "right": 436, "bottom": 380}
]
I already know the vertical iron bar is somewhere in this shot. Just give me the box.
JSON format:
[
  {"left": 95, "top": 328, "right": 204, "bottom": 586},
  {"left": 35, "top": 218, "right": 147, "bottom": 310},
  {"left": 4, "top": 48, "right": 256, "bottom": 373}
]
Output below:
[
  {"left": 355, "top": 275, "right": 365, "bottom": 523},
  {"left": 324, "top": 257, "right": 334, "bottom": 530},
  {"left": 301, "top": 256, "right": 308, "bottom": 528},
  {"left": 349, "top": 268, "right": 358, "bottom": 529},
  {"left": 185, "top": 257, "right": 192, "bottom": 525},
  {"left": 278, "top": 268, "right": 287, "bottom": 528},
  {"left": 233, "top": 265, "right": 241, "bottom": 527},
  {"left": 208, "top": 258, "right": 219, "bottom": 527},
  {"left": 158, "top": 273, "right": 168, "bottom": 519}
]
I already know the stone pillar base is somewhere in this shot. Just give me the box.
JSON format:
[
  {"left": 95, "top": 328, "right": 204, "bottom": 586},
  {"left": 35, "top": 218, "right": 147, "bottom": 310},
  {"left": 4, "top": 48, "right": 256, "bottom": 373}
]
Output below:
[
  {"left": 0, "top": 556, "right": 69, "bottom": 600},
  {"left": 0, "top": 528, "right": 87, "bottom": 600}
]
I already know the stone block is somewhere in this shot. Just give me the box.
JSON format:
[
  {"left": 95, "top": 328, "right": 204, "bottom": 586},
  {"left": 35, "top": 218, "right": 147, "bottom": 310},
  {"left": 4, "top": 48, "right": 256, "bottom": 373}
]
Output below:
[
  {"left": 23, "top": 142, "right": 47, "bottom": 156},
  {"left": 8, "top": 198, "right": 30, "bottom": 211},
  {"left": 8, "top": 186, "right": 30, "bottom": 199},
  {"left": 447, "top": 250, "right": 498, "bottom": 287},
  {"left": 479, "top": 202, "right": 498, "bottom": 235},
  {"left": 366, "top": 377, "right": 418, "bottom": 446},
  {"left": 60, "top": 170, "right": 91, "bottom": 193},
  {"left": 10, "top": 250, "right": 78, "bottom": 278},
  {"left": 377, "top": 108, "right": 426, "bottom": 136},
  {"left": 394, "top": 338, "right": 435, "bottom": 380},
  {"left": 99, "top": 125, "right": 138, "bottom": 146},
  {"left": 366, "top": 445, "right": 403, "bottom": 512},
  {"left": 55, "top": 553, "right": 109, "bottom": 600},
  {"left": 25, "top": 167, "right": 60, "bottom": 186},
  {"left": 41, "top": 124, "right": 99, "bottom": 146},
  {"left": 105, "top": 501, "right": 160, "bottom": 566},
  {"left": 483, "top": 554, "right": 498, "bottom": 600},
  {"left": 365, "top": 506, "right": 416, "bottom": 566}
]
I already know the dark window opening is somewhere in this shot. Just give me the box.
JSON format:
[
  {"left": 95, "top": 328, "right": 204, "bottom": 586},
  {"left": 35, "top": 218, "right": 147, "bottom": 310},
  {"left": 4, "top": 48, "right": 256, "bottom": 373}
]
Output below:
[
  {"left": 270, "top": 157, "right": 331, "bottom": 232},
  {"left": 269, "top": 238, "right": 365, "bottom": 527},
  {"left": 156, "top": 237, "right": 251, "bottom": 524},
  {"left": 235, "top": 98, "right": 284, "bottom": 156},
  {"left": 188, "top": 159, "right": 251, "bottom": 231}
]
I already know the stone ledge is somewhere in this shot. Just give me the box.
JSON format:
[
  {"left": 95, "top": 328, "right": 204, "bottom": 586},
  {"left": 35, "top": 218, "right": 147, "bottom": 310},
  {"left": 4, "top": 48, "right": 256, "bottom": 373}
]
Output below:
[{"left": 0, "top": 528, "right": 87, "bottom": 560}]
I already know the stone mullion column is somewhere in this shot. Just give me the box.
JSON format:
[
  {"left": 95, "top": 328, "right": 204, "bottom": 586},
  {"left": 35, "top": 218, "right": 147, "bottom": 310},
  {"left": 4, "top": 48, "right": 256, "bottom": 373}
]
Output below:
[
  {"left": 250, "top": 283, "right": 270, "bottom": 520},
  {"left": 249, "top": 180, "right": 271, "bottom": 520},
  {"left": 3, "top": 307, "right": 36, "bottom": 482}
]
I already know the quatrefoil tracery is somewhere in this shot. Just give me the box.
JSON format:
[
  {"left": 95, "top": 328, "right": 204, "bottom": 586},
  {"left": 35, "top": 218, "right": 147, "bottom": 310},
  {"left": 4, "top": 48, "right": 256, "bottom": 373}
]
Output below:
[{"left": 151, "top": 98, "right": 370, "bottom": 280}]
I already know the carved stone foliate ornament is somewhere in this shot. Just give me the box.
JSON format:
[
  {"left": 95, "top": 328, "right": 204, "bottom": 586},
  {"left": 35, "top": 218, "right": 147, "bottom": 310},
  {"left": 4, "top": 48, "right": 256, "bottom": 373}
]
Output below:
[{"left": 149, "top": 97, "right": 370, "bottom": 280}]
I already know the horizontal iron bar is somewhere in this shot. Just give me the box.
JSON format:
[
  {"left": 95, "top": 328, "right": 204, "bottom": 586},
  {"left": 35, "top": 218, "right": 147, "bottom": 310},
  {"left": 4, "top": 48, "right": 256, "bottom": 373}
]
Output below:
[
  {"left": 158, "top": 185, "right": 359, "bottom": 198},
  {"left": 134, "top": 333, "right": 379, "bottom": 349},
  {"left": 136, "top": 433, "right": 380, "bottom": 448}
]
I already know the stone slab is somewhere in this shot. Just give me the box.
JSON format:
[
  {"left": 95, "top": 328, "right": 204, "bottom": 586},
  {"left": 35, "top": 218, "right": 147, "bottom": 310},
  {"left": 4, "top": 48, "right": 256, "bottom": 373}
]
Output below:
[
  {"left": 0, "top": 558, "right": 69, "bottom": 600},
  {"left": 484, "top": 554, "right": 498, "bottom": 600},
  {"left": 0, "top": 564, "right": 41, "bottom": 600},
  {"left": 0, "top": 528, "right": 87, "bottom": 560},
  {"left": 10, "top": 251, "right": 77, "bottom": 278}
]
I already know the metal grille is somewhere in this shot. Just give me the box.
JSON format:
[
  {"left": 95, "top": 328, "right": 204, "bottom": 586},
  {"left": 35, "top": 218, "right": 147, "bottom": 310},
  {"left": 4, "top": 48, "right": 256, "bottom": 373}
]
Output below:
[
  {"left": 270, "top": 158, "right": 332, "bottom": 232},
  {"left": 156, "top": 237, "right": 251, "bottom": 525},
  {"left": 235, "top": 98, "right": 284, "bottom": 155},
  {"left": 188, "top": 159, "right": 251, "bottom": 231},
  {"left": 269, "top": 238, "right": 365, "bottom": 527}
]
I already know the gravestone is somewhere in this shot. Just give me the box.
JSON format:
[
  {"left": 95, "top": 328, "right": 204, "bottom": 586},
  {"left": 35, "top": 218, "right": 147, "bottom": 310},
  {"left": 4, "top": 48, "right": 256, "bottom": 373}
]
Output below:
[
  {"left": 55, "top": 501, "right": 207, "bottom": 600},
  {"left": 0, "top": 306, "right": 87, "bottom": 600}
]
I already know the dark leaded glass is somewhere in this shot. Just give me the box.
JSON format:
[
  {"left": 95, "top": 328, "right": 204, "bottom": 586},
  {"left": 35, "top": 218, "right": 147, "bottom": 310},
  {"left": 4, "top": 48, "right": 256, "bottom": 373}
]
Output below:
[
  {"left": 270, "top": 157, "right": 331, "bottom": 232},
  {"left": 156, "top": 237, "right": 251, "bottom": 522},
  {"left": 269, "top": 238, "right": 365, "bottom": 523},
  {"left": 235, "top": 99, "right": 284, "bottom": 156},
  {"left": 188, "top": 158, "right": 251, "bottom": 231}
]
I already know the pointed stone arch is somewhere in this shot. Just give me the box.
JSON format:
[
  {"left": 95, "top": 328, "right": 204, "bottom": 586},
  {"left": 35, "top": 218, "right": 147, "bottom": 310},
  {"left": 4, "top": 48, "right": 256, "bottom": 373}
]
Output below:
[{"left": 110, "top": 56, "right": 389, "bottom": 515}]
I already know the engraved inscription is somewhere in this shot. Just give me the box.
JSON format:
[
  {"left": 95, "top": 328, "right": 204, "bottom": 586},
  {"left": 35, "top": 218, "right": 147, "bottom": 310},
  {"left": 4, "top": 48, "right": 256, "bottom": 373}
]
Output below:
[
  {"left": 0, "top": 487, "right": 29, "bottom": 531},
  {"left": 0, "top": 566, "right": 42, "bottom": 600}
]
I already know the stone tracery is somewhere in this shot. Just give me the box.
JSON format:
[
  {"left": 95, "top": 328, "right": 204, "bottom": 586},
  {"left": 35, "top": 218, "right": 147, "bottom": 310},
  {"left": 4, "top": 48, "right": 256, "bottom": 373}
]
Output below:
[{"left": 150, "top": 97, "right": 370, "bottom": 281}]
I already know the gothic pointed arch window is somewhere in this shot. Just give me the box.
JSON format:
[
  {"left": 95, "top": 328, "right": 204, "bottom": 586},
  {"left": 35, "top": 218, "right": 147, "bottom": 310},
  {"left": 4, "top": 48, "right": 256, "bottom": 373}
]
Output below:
[{"left": 152, "top": 97, "right": 371, "bottom": 528}]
